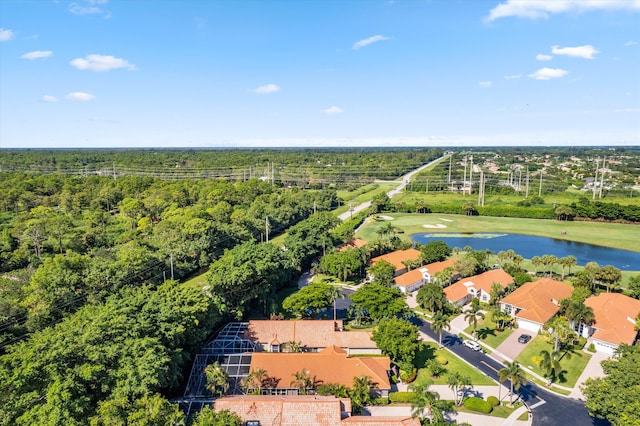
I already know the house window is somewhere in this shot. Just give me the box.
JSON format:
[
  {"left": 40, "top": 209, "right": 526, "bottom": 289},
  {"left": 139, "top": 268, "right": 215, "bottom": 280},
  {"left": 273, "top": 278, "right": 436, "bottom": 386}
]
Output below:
[
  {"left": 271, "top": 344, "right": 280, "bottom": 353},
  {"left": 246, "top": 422, "right": 261, "bottom": 426},
  {"left": 503, "top": 305, "right": 512, "bottom": 315}
]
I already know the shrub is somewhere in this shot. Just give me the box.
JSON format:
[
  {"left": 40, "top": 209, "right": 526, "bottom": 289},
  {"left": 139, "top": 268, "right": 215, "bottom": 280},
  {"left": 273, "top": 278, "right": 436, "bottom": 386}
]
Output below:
[
  {"left": 463, "top": 397, "right": 492, "bottom": 414},
  {"left": 587, "top": 343, "right": 596, "bottom": 353},
  {"left": 389, "top": 392, "right": 417, "bottom": 404},
  {"left": 436, "top": 356, "right": 448, "bottom": 365},
  {"left": 487, "top": 396, "right": 500, "bottom": 407},
  {"left": 372, "top": 397, "right": 390, "bottom": 405}
]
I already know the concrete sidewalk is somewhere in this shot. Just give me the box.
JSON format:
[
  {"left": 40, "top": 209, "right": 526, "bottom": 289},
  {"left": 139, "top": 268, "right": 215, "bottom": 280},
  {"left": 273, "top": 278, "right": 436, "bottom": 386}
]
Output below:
[{"left": 365, "top": 404, "right": 530, "bottom": 426}]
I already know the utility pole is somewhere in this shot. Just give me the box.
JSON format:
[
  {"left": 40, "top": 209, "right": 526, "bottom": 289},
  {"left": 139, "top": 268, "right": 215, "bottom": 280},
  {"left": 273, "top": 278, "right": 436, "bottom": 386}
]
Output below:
[
  {"left": 593, "top": 158, "right": 599, "bottom": 200},
  {"left": 469, "top": 155, "right": 473, "bottom": 184},
  {"left": 313, "top": 200, "right": 317, "bottom": 214},
  {"left": 525, "top": 166, "right": 530, "bottom": 198},
  {"left": 448, "top": 154, "right": 452, "bottom": 185},
  {"left": 113, "top": 162, "right": 117, "bottom": 180},
  {"left": 518, "top": 168, "right": 522, "bottom": 192},
  {"left": 539, "top": 170, "right": 543, "bottom": 197},
  {"left": 478, "top": 170, "right": 485, "bottom": 207},
  {"left": 265, "top": 216, "right": 270, "bottom": 243},
  {"left": 463, "top": 156, "right": 468, "bottom": 196},
  {"left": 599, "top": 158, "right": 605, "bottom": 199}
]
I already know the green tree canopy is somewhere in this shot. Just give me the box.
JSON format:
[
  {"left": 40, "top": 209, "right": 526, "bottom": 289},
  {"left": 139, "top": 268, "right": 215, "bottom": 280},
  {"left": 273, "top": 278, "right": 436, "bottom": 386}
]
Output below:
[
  {"left": 372, "top": 317, "right": 423, "bottom": 372},
  {"left": 419, "top": 240, "right": 451, "bottom": 265},
  {"left": 349, "top": 283, "right": 410, "bottom": 323}
]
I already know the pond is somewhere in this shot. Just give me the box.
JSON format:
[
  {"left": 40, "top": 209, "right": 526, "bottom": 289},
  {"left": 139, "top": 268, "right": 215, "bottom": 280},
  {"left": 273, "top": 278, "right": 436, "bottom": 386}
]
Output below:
[{"left": 410, "top": 233, "right": 640, "bottom": 270}]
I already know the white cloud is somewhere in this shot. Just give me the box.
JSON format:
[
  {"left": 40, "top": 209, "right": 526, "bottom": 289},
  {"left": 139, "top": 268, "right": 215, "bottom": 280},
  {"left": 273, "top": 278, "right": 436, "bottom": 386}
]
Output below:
[
  {"left": 0, "top": 28, "right": 14, "bottom": 41},
  {"left": 70, "top": 54, "right": 136, "bottom": 71},
  {"left": 625, "top": 40, "right": 637, "bottom": 46},
  {"left": 486, "top": 0, "right": 640, "bottom": 22},
  {"left": 66, "top": 92, "right": 95, "bottom": 101},
  {"left": 21, "top": 50, "right": 53, "bottom": 60},
  {"left": 253, "top": 83, "right": 280, "bottom": 94},
  {"left": 536, "top": 53, "right": 552, "bottom": 61},
  {"left": 614, "top": 108, "right": 640, "bottom": 113},
  {"left": 551, "top": 45, "right": 599, "bottom": 59},
  {"left": 42, "top": 95, "right": 58, "bottom": 103},
  {"left": 352, "top": 35, "right": 390, "bottom": 50},
  {"left": 322, "top": 106, "right": 344, "bottom": 115},
  {"left": 479, "top": 81, "right": 493, "bottom": 87},
  {"left": 504, "top": 74, "right": 522, "bottom": 79},
  {"left": 69, "top": 0, "right": 110, "bottom": 16},
  {"left": 528, "top": 67, "right": 569, "bottom": 80}
]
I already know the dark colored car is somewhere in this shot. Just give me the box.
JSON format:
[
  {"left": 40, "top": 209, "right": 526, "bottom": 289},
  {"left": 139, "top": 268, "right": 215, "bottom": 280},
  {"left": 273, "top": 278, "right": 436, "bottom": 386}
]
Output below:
[{"left": 518, "top": 334, "right": 532, "bottom": 344}]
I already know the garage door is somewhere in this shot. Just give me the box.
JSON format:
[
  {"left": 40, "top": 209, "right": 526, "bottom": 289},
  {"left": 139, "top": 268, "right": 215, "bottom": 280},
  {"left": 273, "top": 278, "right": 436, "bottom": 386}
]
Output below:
[{"left": 516, "top": 318, "right": 541, "bottom": 333}]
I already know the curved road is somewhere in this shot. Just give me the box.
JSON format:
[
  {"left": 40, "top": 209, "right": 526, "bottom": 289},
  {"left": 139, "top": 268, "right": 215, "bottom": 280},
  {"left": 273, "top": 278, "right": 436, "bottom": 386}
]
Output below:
[
  {"left": 337, "top": 154, "right": 449, "bottom": 221},
  {"left": 412, "top": 318, "right": 608, "bottom": 426}
]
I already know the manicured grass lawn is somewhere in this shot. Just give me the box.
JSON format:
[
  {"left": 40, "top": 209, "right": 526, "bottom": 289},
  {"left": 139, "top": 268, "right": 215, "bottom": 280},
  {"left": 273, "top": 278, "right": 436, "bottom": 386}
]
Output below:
[
  {"left": 182, "top": 271, "right": 209, "bottom": 289},
  {"left": 356, "top": 213, "right": 640, "bottom": 253},
  {"left": 463, "top": 314, "right": 515, "bottom": 349},
  {"left": 514, "top": 335, "right": 591, "bottom": 388},
  {"left": 454, "top": 401, "right": 523, "bottom": 418},
  {"left": 413, "top": 342, "right": 495, "bottom": 387}
]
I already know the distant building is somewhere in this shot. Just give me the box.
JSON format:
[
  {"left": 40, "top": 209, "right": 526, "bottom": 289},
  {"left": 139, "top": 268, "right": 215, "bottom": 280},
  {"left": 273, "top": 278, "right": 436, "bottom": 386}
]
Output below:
[
  {"left": 370, "top": 249, "right": 421, "bottom": 277},
  {"left": 579, "top": 293, "right": 640, "bottom": 354}
]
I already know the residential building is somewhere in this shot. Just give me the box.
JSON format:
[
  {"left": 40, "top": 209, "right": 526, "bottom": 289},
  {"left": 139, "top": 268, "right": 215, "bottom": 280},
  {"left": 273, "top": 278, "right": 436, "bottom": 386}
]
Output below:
[
  {"left": 444, "top": 269, "right": 514, "bottom": 306},
  {"left": 393, "top": 258, "right": 458, "bottom": 293},
  {"left": 370, "top": 249, "right": 421, "bottom": 277},
  {"left": 338, "top": 239, "right": 368, "bottom": 251},
  {"left": 499, "top": 278, "right": 574, "bottom": 333},
  {"left": 244, "top": 320, "right": 381, "bottom": 355},
  {"left": 214, "top": 395, "right": 420, "bottom": 426},
  {"left": 248, "top": 345, "right": 391, "bottom": 397},
  {"left": 580, "top": 293, "right": 640, "bottom": 354}
]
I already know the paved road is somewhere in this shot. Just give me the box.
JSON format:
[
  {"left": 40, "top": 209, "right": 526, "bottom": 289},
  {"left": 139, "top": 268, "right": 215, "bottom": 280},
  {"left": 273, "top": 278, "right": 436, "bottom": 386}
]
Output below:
[
  {"left": 412, "top": 318, "right": 609, "bottom": 426},
  {"left": 337, "top": 154, "right": 449, "bottom": 221}
]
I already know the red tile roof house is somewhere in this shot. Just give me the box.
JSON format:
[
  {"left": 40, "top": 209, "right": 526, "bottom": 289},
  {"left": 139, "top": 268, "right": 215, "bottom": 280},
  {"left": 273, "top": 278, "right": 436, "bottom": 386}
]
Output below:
[
  {"left": 248, "top": 345, "right": 392, "bottom": 398},
  {"left": 370, "top": 249, "right": 422, "bottom": 277},
  {"left": 444, "top": 269, "right": 514, "bottom": 307},
  {"left": 393, "top": 258, "right": 458, "bottom": 294},
  {"left": 578, "top": 293, "right": 640, "bottom": 354},
  {"left": 244, "top": 320, "right": 381, "bottom": 356},
  {"left": 214, "top": 395, "right": 420, "bottom": 426},
  {"left": 499, "top": 278, "right": 574, "bottom": 333}
]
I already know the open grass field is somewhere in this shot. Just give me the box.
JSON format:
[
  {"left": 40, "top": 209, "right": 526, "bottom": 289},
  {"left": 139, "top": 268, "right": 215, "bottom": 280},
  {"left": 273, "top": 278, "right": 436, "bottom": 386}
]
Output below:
[
  {"left": 414, "top": 342, "right": 495, "bottom": 387},
  {"left": 463, "top": 315, "right": 515, "bottom": 349},
  {"left": 514, "top": 335, "right": 591, "bottom": 388},
  {"left": 355, "top": 213, "right": 640, "bottom": 253},
  {"left": 334, "top": 182, "right": 398, "bottom": 215}
]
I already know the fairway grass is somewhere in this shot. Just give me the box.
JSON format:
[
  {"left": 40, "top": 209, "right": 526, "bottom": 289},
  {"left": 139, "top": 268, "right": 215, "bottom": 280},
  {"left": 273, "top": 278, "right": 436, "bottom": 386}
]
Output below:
[{"left": 356, "top": 213, "right": 640, "bottom": 253}]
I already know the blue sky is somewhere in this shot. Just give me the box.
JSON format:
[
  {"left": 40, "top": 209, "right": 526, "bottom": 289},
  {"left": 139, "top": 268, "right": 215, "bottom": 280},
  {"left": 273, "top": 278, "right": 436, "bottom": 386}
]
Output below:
[{"left": 1, "top": 0, "right": 639, "bottom": 148}]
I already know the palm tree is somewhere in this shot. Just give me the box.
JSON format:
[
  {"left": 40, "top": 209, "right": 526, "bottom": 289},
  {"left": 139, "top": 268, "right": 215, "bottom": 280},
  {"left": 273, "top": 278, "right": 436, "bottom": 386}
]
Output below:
[
  {"left": 447, "top": 372, "right": 462, "bottom": 406},
  {"left": 463, "top": 299, "right": 485, "bottom": 340},
  {"left": 564, "top": 255, "right": 577, "bottom": 277},
  {"left": 327, "top": 284, "right": 345, "bottom": 321},
  {"left": 204, "top": 361, "right": 229, "bottom": 397},
  {"left": 430, "top": 311, "right": 451, "bottom": 348},
  {"left": 489, "top": 282, "right": 503, "bottom": 307},
  {"left": 244, "top": 368, "right": 269, "bottom": 395},
  {"left": 558, "top": 256, "right": 576, "bottom": 281},
  {"left": 539, "top": 350, "right": 568, "bottom": 383},
  {"left": 491, "top": 308, "right": 510, "bottom": 331},
  {"left": 564, "top": 300, "right": 595, "bottom": 335},
  {"left": 350, "top": 375, "right": 374, "bottom": 414},
  {"left": 498, "top": 361, "right": 527, "bottom": 406},
  {"left": 408, "top": 382, "right": 444, "bottom": 423},
  {"left": 290, "top": 369, "right": 318, "bottom": 395},
  {"left": 531, "top": 256, "right": 542, "bottom": 275},
  {"left": 546, "top": 316, "right": 574, "bottom": 352}
]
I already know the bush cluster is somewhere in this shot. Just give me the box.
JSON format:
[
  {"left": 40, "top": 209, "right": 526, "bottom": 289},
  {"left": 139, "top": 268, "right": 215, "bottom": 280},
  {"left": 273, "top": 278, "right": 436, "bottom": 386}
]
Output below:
[
  {"left": 463, "top": 397, "right": 493, "bottom": 414},
  {"left": 389, "top": 392, "right": 418, "bottom": 404}
]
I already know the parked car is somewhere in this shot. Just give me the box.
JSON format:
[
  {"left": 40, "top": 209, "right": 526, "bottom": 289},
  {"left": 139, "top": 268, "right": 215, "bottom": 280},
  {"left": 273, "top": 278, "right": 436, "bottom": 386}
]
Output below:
[
  {"left": 518, "top": 334, "right": 532, "bottom": 344},
  {"left": 462, "top": 340, "right": 482, "bottom": 351}
]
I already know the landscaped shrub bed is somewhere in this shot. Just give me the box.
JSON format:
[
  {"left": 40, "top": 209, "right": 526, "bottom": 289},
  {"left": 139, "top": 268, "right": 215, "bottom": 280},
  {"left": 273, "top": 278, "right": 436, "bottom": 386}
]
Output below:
[
  {"left": 487, "top": 396, "right": 500, "bottom": 407},
  {"left": 463, "top": 397, "right": 493, "bottom": 414},
  {"left": 389, "top": 392, "right": 418, "bottom": 404}
]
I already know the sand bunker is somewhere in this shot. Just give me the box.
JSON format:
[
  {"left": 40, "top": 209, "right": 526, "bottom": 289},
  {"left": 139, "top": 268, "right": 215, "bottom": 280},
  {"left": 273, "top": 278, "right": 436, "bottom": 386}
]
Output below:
[
  {"left": 439, "top": 218, "right": 453, "bottom": 222},
  {"left": 378, "top": 215, "right": 394, "bottom": 220},
  {"left": 423, "top": 224, "right": 448, "bottom": 229}
]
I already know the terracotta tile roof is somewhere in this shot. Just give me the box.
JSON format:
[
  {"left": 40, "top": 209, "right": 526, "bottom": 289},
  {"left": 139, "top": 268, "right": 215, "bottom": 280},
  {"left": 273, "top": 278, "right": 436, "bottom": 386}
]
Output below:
[
  {"left": 342, "top": 417, "right": 421, "bottom": 425},
  {"left": 444, "top": 269, "right": 513, "bottom": 302},
  {"left": 500, "top": 278, "right": 574, "bottom": 325},
  {"left": 585, "top": 293, "right": 640, "bottom": 346},
  {"left": 249, "top": 345, "right": 391, "bottom": 390},
  {"left": 339, "top": 239, "right": 368, "bottom": 251},
  {"left": 214, "top": 395, "right": 349, "bottom": 426},
  {"left": 371, "top": 249, "right": 421, "bottom": 271},
  {"left": 394, "top": 268, "right": 425, "bottom": 287},
  {"left": 246, "top": 320, "right": 378, "bottom": 350},
  {"left": 422, "top": 258, "right": 457, "bottom": 277}
]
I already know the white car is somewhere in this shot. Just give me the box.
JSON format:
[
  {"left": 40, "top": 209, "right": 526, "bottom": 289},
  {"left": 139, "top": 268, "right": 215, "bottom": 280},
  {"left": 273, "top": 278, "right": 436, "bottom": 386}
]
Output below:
[{"left": 462, "top": 340, "right": 482, "bottom": 351}]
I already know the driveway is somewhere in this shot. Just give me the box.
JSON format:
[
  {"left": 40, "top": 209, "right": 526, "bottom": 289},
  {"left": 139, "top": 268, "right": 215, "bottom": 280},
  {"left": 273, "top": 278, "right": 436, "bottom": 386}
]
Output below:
[{"left": 495, "top": 329, "right": 535, "bottom": 361}]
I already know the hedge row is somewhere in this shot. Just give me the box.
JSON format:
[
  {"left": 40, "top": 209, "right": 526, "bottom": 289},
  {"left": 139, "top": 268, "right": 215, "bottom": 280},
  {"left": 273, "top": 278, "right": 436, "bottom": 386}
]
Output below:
[{"left": 463, "top": 397, "right": 493, "bottom": 414}]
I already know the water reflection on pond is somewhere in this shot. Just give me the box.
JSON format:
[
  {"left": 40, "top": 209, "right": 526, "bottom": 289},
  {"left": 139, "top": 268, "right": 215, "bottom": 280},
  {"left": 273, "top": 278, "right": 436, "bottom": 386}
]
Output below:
[{"left": 410, "top": 233, "right": 640, "bottom": 270}]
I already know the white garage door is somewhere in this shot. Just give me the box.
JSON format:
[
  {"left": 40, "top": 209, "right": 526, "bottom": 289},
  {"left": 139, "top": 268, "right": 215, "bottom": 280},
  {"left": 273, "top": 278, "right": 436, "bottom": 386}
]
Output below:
[{"left": 516, "top": 318, "right": 541, "bottom": 333}]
